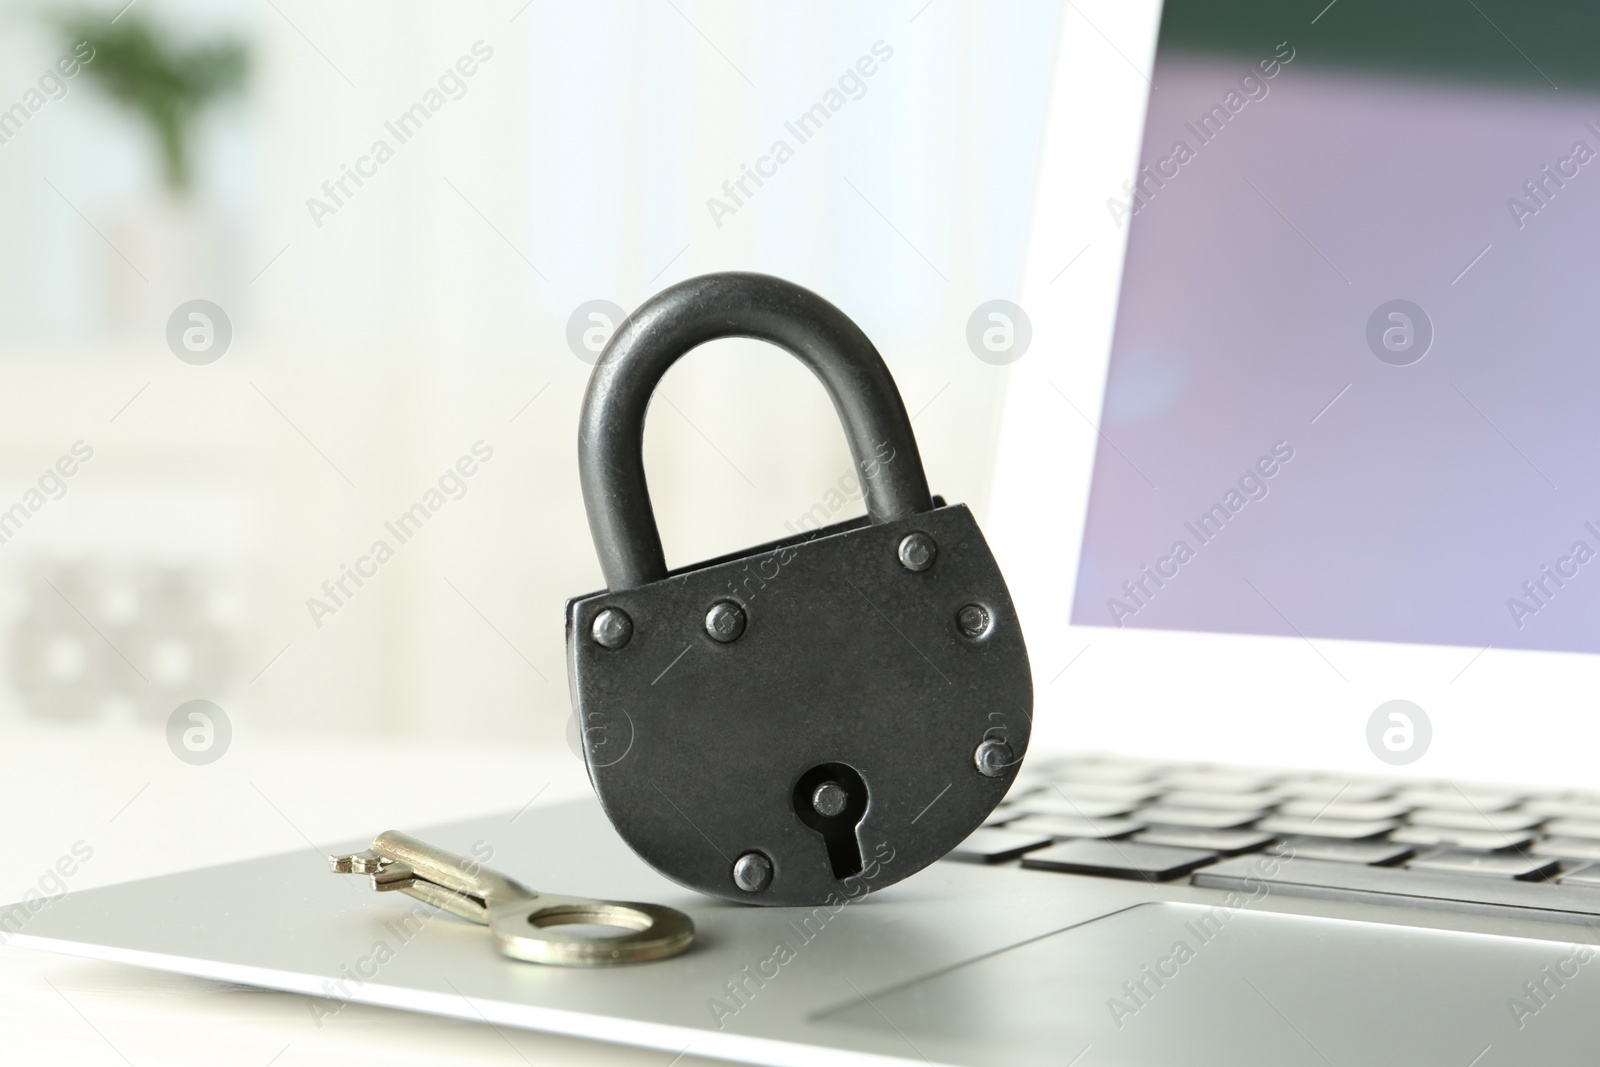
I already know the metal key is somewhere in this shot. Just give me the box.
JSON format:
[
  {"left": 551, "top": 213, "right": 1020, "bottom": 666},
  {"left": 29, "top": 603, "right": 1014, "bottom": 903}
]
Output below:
[{"left": 330, "top": 830, "right": 694, "bottom": 966}]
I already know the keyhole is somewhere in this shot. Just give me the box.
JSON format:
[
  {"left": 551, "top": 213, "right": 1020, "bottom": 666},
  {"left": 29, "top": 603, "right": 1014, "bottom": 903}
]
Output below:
[{"left": 793, "top": 763, "right": 868, "bottom": 880}]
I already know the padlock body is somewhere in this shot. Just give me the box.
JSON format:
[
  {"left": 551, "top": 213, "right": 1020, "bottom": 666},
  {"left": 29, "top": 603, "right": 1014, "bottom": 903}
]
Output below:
[{"left": 565, "top": 503, "right": 1032, "bottom": 906}]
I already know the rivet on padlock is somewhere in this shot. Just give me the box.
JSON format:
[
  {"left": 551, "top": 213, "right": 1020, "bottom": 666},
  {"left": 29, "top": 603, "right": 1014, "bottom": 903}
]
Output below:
[
  {"left": 591, "top": 607, "right": 632, "bottom": 650},
  {"left": 564, "top": 272, "right": 1032, "bottom": 906},
  {"left": 704, "top": 601, "right": 746, "bottom": 643},
  {"left": 957, "top": 603, "right": 992, "bottom": 640},
  {"left": 897, "top": 531, "right": 937, "bottom": 572}
]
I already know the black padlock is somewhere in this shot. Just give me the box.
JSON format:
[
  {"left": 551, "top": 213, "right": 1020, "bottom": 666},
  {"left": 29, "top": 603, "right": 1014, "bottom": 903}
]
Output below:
[{"left": 566, "top": 272, "right": 1032, "bottom": 906}]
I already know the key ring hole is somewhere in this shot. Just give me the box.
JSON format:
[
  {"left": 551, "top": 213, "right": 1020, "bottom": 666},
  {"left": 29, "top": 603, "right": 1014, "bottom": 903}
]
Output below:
[
  {"left": 497, "top": 901, "right": 694, "bottom": 964},
  {"left": 527, "top": 904, "right": 655, "bottom": 940},
  {"left": 537, "top": 922, "right": 641, "bottom": 940}
]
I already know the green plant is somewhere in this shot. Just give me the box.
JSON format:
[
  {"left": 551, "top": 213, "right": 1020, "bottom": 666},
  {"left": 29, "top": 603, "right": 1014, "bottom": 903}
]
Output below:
[{"left": 54, "top": 10, "right": 247, "bottom": 194}]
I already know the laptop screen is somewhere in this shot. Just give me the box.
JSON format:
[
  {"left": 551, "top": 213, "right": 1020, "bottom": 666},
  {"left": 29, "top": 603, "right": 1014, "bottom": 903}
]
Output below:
[{"left": 1070, "top": 0, "right": 1600, "bottom": 654}]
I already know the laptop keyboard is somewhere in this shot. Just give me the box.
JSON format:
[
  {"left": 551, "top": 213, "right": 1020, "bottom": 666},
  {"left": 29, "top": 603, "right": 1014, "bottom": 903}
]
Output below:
[{"left": 954, "top": 754, "right": 1600, "bottom": 925}]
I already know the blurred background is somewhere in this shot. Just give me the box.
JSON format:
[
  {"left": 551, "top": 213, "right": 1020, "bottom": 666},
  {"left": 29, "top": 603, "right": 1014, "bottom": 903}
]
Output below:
[{"left": 0, "top": 0, "right": 1069, "bottom": 752}]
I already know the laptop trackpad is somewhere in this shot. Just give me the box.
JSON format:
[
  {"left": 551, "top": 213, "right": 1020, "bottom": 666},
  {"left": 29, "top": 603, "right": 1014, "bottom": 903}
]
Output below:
[{"left": 818, "top": 902, "right": 1597, "bottom": 1066}]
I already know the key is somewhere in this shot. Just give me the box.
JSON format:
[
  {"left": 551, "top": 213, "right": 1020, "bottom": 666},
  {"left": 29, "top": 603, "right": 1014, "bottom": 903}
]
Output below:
[
  {"left": 1039, "top": 782, "right": 1162, "bottom": 804},
  {"left": 1275, "top": 779, "right": 1396, "bottom": 803},
  {"left": 1275, "top": 799, "right": 1414, "bottom": 821},
  {"left": 1544, "top": 818, "right": 1600, "bottom": 841},
  {"left": 1406, "top": 849, "right": 1558, "bottom": 881},
  {"left": 1557, "top": 863, "right": 1600, "bottom": 888},
  {"left": 1004, "top": 814, "right": 1146, "bottom": 840},
  {"left": 330, "top": 830, "right": 694, "bottom": 966},
  {"left": 1406, "top": 808, "right": 1546, "bottom": 833},
  {"left": 1137, "top": 804, "right": 1264, "bottom": 830},
  {"left": 1001, "top": 797, "right": 1141, "bottom": 820},
  {"left": 1158, "top": 770, "right": 1275, "bottom": 794},
  {"left": 982, "top": 808, "right": 1024, "bottom": 828},
  {"left": 1394, "top": 788, "right": 1522, "bottom": 813},
  {"left": 1281, "top": 836, "right": 1413, "bottom": 866},
  {"left": 1158, "top": 789, "right": 1281, "bottom": 811},
  {"left": 1000, "top": 783, "right": 1044, "bottom": 804},
  {"left": 1390, "top": 826, "right": 1535, "bottom": 851},
  {"left": 1532, "top": 836, "right": 1600, "bottom": 863},
  {"left": 1518, "top": 798, "right": 1600, "bottom": 821},
  {"left": 1131, "top": 827, "right": 1277, "bottom": 856},
  {"left": 1255, "top": 815, "right": 1398, "bottom": 840},
  {"left": 946, "top": 828, "right": 1055, "bottom": 864},
  {"left": 1021, "top": 839, "right": 1217, "bottom": 881},
  {"left": 1194, "top": 856, "right": 1600, "bottom": 926}
]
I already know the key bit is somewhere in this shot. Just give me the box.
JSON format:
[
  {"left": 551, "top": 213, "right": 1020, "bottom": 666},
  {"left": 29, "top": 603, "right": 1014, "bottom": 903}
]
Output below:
[
  {"left": 331, "top": 835, "right": 493, "bottom": 923},
  {"left": 328, "top": 849, "right": 389, "bottom": 875},
  {"left": 371, "top": 861, "right": 422, "bottom": 891}
]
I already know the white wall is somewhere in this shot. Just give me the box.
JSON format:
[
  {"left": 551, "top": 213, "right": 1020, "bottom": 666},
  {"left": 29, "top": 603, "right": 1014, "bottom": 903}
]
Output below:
[{"left": 0, "top": 0, "right": 1065, "bottom": 749}]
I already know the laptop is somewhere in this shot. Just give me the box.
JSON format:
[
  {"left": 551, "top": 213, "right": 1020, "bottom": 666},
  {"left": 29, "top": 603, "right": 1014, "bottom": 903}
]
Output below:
[{"left": 13, "top": 0, "right": 1600, "bottom": 1063}]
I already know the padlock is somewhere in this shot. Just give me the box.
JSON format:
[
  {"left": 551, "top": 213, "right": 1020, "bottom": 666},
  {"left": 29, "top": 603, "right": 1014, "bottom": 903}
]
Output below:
[{"left": 565, "top": 272, "right": 1032, "bottom": 906}]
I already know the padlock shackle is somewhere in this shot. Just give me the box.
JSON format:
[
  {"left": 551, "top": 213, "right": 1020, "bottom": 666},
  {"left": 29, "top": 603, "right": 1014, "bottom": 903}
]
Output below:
[{"left": 579, "top": 272, "right": 934, "bottom": 591}]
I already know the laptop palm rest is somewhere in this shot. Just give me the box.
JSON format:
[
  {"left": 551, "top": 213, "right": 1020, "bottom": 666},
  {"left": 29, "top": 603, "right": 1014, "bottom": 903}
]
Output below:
[{"left": 817, "top": 901, "right": 1598, "bottom": 1066}]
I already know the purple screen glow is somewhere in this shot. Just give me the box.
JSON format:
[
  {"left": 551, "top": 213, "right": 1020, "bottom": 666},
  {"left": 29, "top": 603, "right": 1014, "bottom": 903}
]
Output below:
[{"left": 1072, "top": 53, "right": 1600, "bottom": 654}]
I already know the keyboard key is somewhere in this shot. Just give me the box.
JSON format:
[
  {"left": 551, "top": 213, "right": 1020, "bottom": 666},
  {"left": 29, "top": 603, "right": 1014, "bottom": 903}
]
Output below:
[
  {"left": 1008, "top": 774, "right": 1068, "bottom": 798},
  {"left": 1519, "top": 798, "right": 1600, "bottom": 821},
  {"left": 1276, "top": 799, "right": 1414, "bottom": 821},
  {"left": 1132, "top": 827, "right": 1276, "bottom": 856},
  {"left": 1275, "top": 779, "right": 1396, "bottom": 803},
  {"left": 1255, "top": 815, "right": 1398, "bottom": 840},
  {"left": 1041, "top": 782, "right": 1162, "bottom": 804},
  {"left": 1406, "top": 850, "right": 1558, "bottom": 881},
  {"left": 1159, "top": 789, "right": 1281, "bottom": 811},
  {"left": 1390, "top": 826, "right": 1535, "bottom": 851},
  {"left": 1557, "top": 863, "right": 1600, "bottom": 888},
  {"left": 1159, "top": 770, "right": 1275, "bottom": 794},
  {"left": 1194, "top": 856, "right": 1600, "bottom": 925},
  {"left": 1005, "top": 814, "right": 1145, "bottom": 840},
  {"left": 1544, "top": 819, "right": 1600, "bottom": 841},
  {"left": 1282, "top": 836, "right": 1414, "bottom": 866},
  {"left": 1532, "top": 837, "right": 1600, "bottom": 862},
  {"left": 1022, "top": 839, "right": 1217, "bottom": 881},
  {"left": 1138, "top": 805, "right": 1263, "bottom": 829},
  {"left": 1001, "top": 797, "right": 1141, "bottom": 820},
  {"left": 946, "top": 828, "right": 1055, "bottom": 864},
  {"left": 1407, "top": 808, "right": 1546, "bottom": 832},
  {"left": 1395, "top": 788, "right": 1521, "bottom": 813}
]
